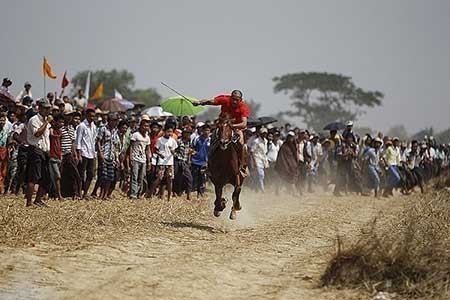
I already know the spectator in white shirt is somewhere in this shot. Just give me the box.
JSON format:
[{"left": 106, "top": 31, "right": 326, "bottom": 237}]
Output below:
[
  {"left": 15, "top": 82, "right": 32, "bottom": 103},
  {"left": 25, "top": 100, "right": 52, "bottom": 207},
  {"left": 76, "top": 109, "right": 97, "bottom": 199},
  {"left": 149, "top": 125, "right": 178, "bottom": 201},
  {"left": 248, "top": 127, "right": 269, "bottom": 192},
  {"left": 305, "top": 135, "right": 323, "bottom": 193},
  {"left": 0, "top": 78, "right": 12, "bottom": 93},
  {"left": 129, "top": 119, "right": 151, "bottom": 199},
  {"left": 73, "top": 89, "right": 87, "bottom": 109}
]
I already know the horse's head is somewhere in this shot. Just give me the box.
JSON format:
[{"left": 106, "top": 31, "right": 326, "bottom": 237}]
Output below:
[{"left": 216, "top": 119, "right": 233, "bottom": 150}]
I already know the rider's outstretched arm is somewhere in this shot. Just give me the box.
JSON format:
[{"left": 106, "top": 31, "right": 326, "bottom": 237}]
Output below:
[{"left": 193, "top": 99, "right": 216, "bottom": 106}]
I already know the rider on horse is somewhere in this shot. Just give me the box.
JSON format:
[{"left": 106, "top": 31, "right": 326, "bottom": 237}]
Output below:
[{"left": 194, "top": 90, "right": 250, "bottom": 175}]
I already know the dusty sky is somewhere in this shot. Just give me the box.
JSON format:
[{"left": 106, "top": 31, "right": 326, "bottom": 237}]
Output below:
[{"left": 2, "top": 0, "right": 449, "bottom": 133}]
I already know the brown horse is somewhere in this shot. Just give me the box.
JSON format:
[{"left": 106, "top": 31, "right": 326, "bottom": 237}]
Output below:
[{"left": 208, "top": 120, "right": 244, "bottom": 220}]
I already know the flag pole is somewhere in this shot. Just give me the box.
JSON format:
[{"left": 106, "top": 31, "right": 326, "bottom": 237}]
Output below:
[{"left": 43, "top": 56, "right": 46, "bottom": 99}]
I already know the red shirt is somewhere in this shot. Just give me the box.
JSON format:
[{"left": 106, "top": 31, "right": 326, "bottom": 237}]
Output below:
[
  {"left": 49, "top": 128, "right": 62, "bottom": 159},
  {"left": 213, "top": 95, "right": 250, "bottom": 123}
]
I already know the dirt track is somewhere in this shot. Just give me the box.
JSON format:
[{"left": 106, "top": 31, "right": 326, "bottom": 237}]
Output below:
[{"left": 0, "top": 190, "right": 405, "bottom": 299}]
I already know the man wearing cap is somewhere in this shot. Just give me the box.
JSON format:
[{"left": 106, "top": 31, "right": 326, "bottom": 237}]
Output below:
[
  {"left": 97, "top": 112, "right": 119, "bottom": 199},
  {"left": 342, "top": 121, "right": 356, "bottom": 141},
  {"left": 15, "top": 82, "right": 32, "bottom": 103},
  {"left": 190, "top": 121, "right": 204, "bottom": 145},
  {"left": 248, "top": 127, "right": 269, "bottom": 192},
  {"left": 25, "top": 100, "right": 53, "bottom": 207},
  {"left": 194, "top": 90, "right": 250, "bottom": 175},
  {"left": 76, "top": 108, "right": 97, "bottom": 199}
]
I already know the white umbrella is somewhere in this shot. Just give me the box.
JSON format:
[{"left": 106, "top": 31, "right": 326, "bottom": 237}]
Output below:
[{"left": 142, "top": 106, "right": 172, "bottom": 117}]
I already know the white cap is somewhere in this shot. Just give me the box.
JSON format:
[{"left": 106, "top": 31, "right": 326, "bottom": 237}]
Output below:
[
  {"left": 196, "top": 121, "right": 205, "bottom": 128},
  {"left": 63, "top": 106, "right": 73, "bottom": 114},
  {"left": 260, "top": 127, "right": 268, "bottom": 134},
  {"left": 141, "top": 114, "right": 151, "bottom": 122},
  {"left": 250, "top": 127, "right": 256, "bottom": 133},
  {"left": 287, "top": 131, "right": 295, "bottom": 137},
  {"left": 346, "top": 120, "right": 354, "bottom": 126}
]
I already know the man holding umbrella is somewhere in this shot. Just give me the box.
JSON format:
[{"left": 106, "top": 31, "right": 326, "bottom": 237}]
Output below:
[{"left": 194, "top": 90, "right": 250, "bottom": 175}]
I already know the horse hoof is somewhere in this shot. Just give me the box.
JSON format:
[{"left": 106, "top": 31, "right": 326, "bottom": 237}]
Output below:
[
  {"left": 229, "top": 210, "right": 237, "bottom": 220},
  {"left": 214, "top": 210, "right": 221, "bottom": 217}
]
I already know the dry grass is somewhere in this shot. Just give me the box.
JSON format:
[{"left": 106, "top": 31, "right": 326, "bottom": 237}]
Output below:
[
  {"left": 0, "top": 193, "right": 211, "bottom": 248},
  {"left": 321, "top": 177, "right": 450, "bottom": 299}
]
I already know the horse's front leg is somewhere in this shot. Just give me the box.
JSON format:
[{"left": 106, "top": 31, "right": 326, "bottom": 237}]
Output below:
[{"left": 213, "top": 184, "right": 226, "bottom": 217}]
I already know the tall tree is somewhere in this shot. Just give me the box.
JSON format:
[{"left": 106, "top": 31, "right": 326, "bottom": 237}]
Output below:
[
  {"left": 386, "top": 125, "right": 409, "bottom": 140},
  {"left": 246, "top": 99, "right": 261, "bottom": 118},
  {"left": 436, "top": 128, "right": 450, "bottom": 144},
  {"left": 273, "top": 72, "right": 383, "bottom": 131},
  {"left": 70, "top": 69, "right": 161, "bottom": 106},
  {"left": 127, "top": 88, "right": 161, "bottom": 107},
  {"left": 71, "top": 69, "right": 135, "bottom": 100}
]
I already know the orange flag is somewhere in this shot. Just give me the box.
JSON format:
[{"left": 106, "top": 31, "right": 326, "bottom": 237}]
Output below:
[
  {"left": 43, "top": 57, "right": 57, "bottom": 79},
  {"left": 91, "top": 83, "right": 103, "bottom": 100}
]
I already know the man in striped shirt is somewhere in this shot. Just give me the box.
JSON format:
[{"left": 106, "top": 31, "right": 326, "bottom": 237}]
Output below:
[{"left": 60, "top": 111, "right": 81, "bottom": 199}]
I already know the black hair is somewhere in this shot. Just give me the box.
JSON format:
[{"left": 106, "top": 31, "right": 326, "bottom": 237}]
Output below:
[
  {"left": 22, "top": 96, "right": 33, "bottom": 105},
  {"left": 26, "top": 108, "right": 37, "bottom": 121},
  {"left": 85, "top": 108, "right": 95, "bottom": 114},
  {"left": 54, "top": 114, "right": 65, "bottom": 122},
  {"left": 164, "top": 124, "right": 175, "bottom": 131},
  {"left": 231, "top": 90, "right": 243, "bottom": 98},
  {"left": 118, "top": 120, "right": 129, "bottom": 128}
]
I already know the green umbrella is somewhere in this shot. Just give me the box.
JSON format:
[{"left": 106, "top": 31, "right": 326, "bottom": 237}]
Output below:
[{"left": 160, "top": 95, "right": 204, "bottom": 116}]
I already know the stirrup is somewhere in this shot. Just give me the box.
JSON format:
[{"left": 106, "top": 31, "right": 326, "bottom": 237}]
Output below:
[
  {"left": 232, "top": 134, "right": 240, "bottom": 143},
  {"left": 239, "top": 166, "right": 249, "bottom": 178}
]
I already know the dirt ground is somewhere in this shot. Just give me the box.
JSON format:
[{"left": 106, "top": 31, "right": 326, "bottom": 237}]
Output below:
[{"left": 0, "top": 189, "right": 406, "bottom": 300}]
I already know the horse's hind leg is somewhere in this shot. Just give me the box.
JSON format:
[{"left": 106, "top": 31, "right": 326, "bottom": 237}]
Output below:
[
  {"left": 230, "top": 184, "right": 242, "bottom": 220},
  {"left": 213, "top": 185, "right": 226, "bottom": 217}
]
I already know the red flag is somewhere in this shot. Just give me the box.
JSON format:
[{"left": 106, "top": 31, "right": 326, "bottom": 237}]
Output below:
[{"left": 61, "top": 71, "right": 69, "bottom": 89}]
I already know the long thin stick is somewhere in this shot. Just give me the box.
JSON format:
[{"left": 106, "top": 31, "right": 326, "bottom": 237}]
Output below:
[
  {"left": 160, "top": 82, "right": 192, "bottom": 102},
  {"left": 43, "top": 74, "right": 46, "bottom": 100}
]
